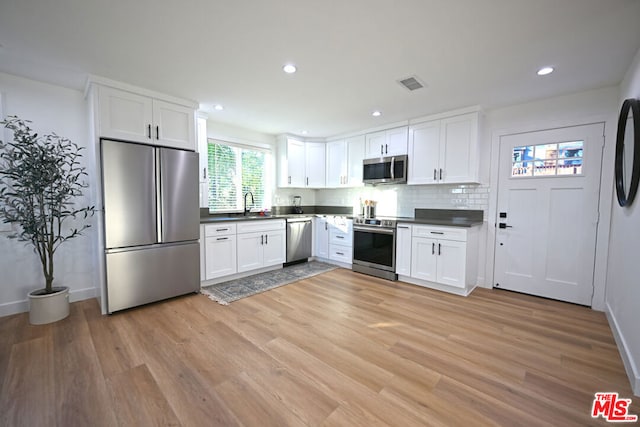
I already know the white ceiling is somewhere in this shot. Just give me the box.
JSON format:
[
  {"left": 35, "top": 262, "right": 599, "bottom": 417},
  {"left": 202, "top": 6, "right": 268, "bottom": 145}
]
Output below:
[{"left": 1, "top": 0, "right": 640, "bottom": 139}]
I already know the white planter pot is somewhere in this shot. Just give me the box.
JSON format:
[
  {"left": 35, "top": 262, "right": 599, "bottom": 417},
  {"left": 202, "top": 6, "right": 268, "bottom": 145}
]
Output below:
[{"left": 28, "top": 286, "right": 70, "bottom": 325}]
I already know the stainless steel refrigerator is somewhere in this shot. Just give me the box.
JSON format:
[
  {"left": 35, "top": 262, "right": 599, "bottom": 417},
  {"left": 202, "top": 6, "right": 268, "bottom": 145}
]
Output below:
[{"left": 101, "top": 139, "right": 200, "bottom": 313}]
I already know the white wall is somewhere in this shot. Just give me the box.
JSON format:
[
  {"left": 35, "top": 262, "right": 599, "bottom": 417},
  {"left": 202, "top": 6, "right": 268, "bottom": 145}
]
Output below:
[
  {"left": 605, "top": 48, "right": 640, "bottom": 396},
  {"left": 0, "top": 72, "right": 97, "bottom": 316}
]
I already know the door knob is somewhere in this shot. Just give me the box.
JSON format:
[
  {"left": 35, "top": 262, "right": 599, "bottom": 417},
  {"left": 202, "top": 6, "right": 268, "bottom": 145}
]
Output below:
[{"left": 498, "top": 223, "right": 513, "bottom": 229}]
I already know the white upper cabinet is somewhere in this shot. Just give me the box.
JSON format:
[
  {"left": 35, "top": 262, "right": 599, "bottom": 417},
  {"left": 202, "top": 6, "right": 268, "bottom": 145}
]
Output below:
[
  {"left": 325, "top": 135, "right": 365, "bottom": 188},
  {"left": 408, "top": 120, "right": 441, "bottom": 184},
  {"left": 365, "top": 127, "right": 408, "bottom": 158},
  {"left": 345, "top": 135, "right": 365, "bottom": 186},
  {"left": 305, "top": 142, "right": 326, "bottom": 188},
  {"left": 326, "top": 140, "right": 347, "bottom": 188},
  {"left": 288, "top": 139, "right": 306, "bottom": 187},
  {"left": 408, "top": 111, "right": 479, "bottom": 184},
  {"left": 97, "top": 85, "right": 196, "bottom": 151},
  {"left": 278, "top": 138, "right": 326, "bottom": 188},
  {"left": 440, "top": 113, "right": 478, "bottom": 183},
  {"left": 152, "top": 99, "right": 195, "bottom": 151}
]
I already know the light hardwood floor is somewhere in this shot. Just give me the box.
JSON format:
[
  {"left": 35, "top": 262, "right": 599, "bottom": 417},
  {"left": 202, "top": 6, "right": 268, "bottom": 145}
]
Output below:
[{"left": 1, "top": 268, "right": 637, "bottom": 426}]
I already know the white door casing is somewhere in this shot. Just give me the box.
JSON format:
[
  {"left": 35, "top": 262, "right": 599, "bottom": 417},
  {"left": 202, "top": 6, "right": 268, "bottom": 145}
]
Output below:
[{"left": 494, "top": 123, "right": 604, "bottom": 305}]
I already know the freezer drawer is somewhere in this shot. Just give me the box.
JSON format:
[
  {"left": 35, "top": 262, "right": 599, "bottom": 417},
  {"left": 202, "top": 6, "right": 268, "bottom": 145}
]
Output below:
[{"left": 106, "top": 242, "right": 200, "bottom": 313}]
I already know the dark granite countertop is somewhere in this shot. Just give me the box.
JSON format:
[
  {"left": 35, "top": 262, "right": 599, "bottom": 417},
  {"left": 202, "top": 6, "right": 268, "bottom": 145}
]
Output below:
[
  {"left": 394, "top": 217, "right": 483, "bottom": 227},
  {"left": 200, "top": 208, "right": 483, "bottom": 227}
]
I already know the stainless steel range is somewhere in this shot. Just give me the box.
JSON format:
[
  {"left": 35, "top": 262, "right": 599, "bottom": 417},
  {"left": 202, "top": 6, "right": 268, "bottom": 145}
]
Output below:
[{"left": 352, "top": 217, "right": 397, "bottom": 281}]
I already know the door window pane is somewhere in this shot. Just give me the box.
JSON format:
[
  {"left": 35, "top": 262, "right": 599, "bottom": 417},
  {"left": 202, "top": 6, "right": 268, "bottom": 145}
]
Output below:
[{"left": 512, "top": 141, "right": 583, "bottom": 178}]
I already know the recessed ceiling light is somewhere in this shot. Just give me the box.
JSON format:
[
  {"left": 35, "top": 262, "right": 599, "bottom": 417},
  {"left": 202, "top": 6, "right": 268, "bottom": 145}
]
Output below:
[
  {"left": 372, "top": 111, "right": 382, "bottom": 117},
  {"left": 301, "top": 130, "right": 308, "bottom": 135},
  {"left": 213, "top": 104, "right": 224, "bottom": 111},
  {"left": 537, "top": 67, "right": 554, "bottom": 76},
  {"left": 283, "top": 64, "right": 297, "bottom": 74}
]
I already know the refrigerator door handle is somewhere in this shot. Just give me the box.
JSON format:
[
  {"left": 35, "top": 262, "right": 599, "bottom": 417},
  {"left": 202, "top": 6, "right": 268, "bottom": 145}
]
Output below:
[{"left": 155, "top": 148, "right": 163, "bottom": 243}]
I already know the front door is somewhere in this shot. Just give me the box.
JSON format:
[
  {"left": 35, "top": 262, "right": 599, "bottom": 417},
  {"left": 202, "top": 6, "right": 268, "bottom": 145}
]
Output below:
[{"left": 494, "top": 123, "right": 604, "bottom": 305}]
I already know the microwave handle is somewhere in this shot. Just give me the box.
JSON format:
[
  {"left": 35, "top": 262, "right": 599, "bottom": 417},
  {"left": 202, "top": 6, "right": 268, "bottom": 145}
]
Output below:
[{"left": 390, "top": 157, "right": 395, "bottom": 180}]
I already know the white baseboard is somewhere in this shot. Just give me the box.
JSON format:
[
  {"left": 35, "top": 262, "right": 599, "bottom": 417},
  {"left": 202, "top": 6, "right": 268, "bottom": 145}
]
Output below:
[
  {"left": 398, "top": 275, "right": 476, "bottom": 297},
  {"left": 0, "top": 287, "right": 97, "bottom": 318},
  {"left": 605, "top": 301, "right": 640, "bottom": 397}
]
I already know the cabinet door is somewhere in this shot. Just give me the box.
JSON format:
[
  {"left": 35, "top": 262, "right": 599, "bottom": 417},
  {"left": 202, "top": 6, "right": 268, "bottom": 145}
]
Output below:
[
  {"left": 365, "top": 131, "right": 386, "bottom": 158},
  {"left": 440, "top": 113, "right": 478, "bottom": 183},
  {"left": 346, "top": 135, "right": 365, "bottom": 186},
  {"left": 152, "top": 99, "right": 196, "bottom": 151},
  {"left": 236, "top": 232, "right": 263, "bottom": 272},
  {"left": 98, "top": 86, "right": 153, "bottom": 143},
  {"left": 395, "top": 224, "right": 412, "bottom": 275},
  {"left": 205, "top": 236, "right": 237, "bottom": 279},
  {"left": 385, "top": 127, "right": 408, "bottom": 156},
  {"left": 314, "top": 217, "right": 329, "bottom": 258},
  {"left": 286, "top": 139, "right": 306, "bottom": 187},
  {"left": 408, "top": 120, "right": 440, "bottom": 184},
  {"left": 305, "top": 142, "right": 326, "bottom": 188},
  {"left": 436, "top": 239, "right": 467, "bottom": 288},
  {"left": 411, "top": 237, "right": 438, "bottom": 281},
  {"left": 263, "top": 230, "right": 286, "bottom": 267},
  {"left": 326, "top": 140, "right": 346, "bottom": 187}
]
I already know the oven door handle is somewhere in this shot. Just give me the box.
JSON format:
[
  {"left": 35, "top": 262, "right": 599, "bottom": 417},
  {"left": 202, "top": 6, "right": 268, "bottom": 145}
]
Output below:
[{"left": 354, "top": 226, "right": 395, "bottom": 234}]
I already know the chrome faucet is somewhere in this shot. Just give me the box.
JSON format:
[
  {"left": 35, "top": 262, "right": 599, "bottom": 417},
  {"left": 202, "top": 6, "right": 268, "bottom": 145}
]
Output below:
[{"left": 243, "top": 191, "right": 254, "bottom": 216}]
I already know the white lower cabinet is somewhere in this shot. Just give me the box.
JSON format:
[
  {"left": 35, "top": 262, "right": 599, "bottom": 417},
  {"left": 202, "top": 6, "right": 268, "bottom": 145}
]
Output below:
[
  {"left": 314, "top": 217, "right": 330, "bottom": 258},
  {"left": 397, "top": 223, "right": 478, "bottom": 295},
  {"left": 236, "top": 220, "right": 285, "bottom": 273},
  {"left": 395, "top": 224, "right": 412, "bottom": 276},
  {"left": 313, "top": 216, "right": 353, "bottom": 265},
  {"left": 204, "top": 223, "right": 237, "bottom": 280}
]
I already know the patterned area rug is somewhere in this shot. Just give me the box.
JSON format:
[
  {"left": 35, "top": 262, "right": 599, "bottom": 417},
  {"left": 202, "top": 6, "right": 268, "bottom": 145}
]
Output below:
[{"left": 201, "top": 261, "right": 338, "bottom": 305}]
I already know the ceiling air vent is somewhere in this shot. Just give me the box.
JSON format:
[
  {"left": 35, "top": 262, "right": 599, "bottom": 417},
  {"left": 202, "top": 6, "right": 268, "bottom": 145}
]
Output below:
[{"left": 398, "top": 76, "right": 425, "bottom": 91}]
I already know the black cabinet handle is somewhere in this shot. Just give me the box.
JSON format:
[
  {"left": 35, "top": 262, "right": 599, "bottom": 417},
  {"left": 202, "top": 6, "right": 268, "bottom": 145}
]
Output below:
[
  {"left": 385, "top": 144, "right": 388, "bottom": 154},
  {"left": 336, "top": 235, "right": 344, "bottom": 239},
  {"left": 156, "top": 125, "right": 160, "bottom": 140},
  {"left": 398, "top": 226, "right": 409, "bottom": 229},
  {"left": 336, "top": 252, "right": 344, "bottom": 256},
  {"left": 438, "top": 243, "right": 441, "bottom": 255},
  {"left": 216, "top": 237, "right": 228, "bottom": 241},
  {"left": 216, "top": 228, "right": 229, "bottom": 232},
  {"left": 265, "top": 234, "right": 268, "bottom": 244},
  {"left": 261, "top": 235, "right": 264, "bottom": 245},
  {"left": 432, "top": 242, "right": 435, "bottom": 255},
  {"left": 434, "top": 169, "right": 437, "bottom": 180},
  {"left": 288, "top": 176, "right": 291, "bottom": 185},
  {"left": 439, "top": 168, "right": 443, "bottom": 180},
  {"left": 430, "top": 231, "right": 444, "bottom": 235},
  {"left": 380, "top": 145, "right": 383, "bottom": 155},
  {"left": 147, "top": 124, "right": 152, "bottom": 139}
]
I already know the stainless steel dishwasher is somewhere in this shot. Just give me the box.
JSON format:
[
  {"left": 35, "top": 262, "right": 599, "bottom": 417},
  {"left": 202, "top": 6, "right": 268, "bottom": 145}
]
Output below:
[{"left": 286, "top": 217, "right": 313, "bottom": 264}]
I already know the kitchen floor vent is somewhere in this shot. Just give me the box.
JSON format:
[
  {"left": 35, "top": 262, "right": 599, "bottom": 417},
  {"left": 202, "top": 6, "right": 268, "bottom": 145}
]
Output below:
[{"left": 398, "top": 76, "right": 425, "bottom": 91}]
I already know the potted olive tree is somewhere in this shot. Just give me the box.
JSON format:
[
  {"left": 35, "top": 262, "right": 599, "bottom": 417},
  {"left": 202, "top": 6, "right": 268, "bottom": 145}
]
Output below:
[{"left": 0, "top": 116, "right": 95, "bottom": 324}]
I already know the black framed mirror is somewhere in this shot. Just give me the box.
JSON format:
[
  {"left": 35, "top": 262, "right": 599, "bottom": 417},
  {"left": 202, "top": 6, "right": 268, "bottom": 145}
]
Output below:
[{"left": 615, "top": 98, "right": 640, "bottom": 207}]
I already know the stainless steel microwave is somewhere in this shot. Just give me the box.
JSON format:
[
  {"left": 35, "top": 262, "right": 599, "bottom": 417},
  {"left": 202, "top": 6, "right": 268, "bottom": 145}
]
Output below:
[{"left": 362, "top": 155, "right": 408, "bottom": 185}]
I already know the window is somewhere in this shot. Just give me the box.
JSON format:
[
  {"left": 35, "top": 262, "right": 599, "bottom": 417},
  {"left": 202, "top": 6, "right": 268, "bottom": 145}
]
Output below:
[
  {"left": 512, "top": 140, "right": 583, "bottom": 178},
  {"left": 207, "top": 140, "right": 272, "bottom": 212}
]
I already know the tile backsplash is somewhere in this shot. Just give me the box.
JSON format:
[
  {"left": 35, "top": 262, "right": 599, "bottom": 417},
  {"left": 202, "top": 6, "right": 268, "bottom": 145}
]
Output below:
[{"left": 312, "top": 184, "right": 490, "bottom": 218}]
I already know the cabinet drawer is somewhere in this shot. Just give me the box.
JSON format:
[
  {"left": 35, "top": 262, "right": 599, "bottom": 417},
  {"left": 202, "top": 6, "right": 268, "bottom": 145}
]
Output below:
[
  {"left": 237, "top": 219, "right": 285, "bottom": 234},
  {"left": 205, "top": 223, "right": 236, "bottom": 237},
  {"left": 330, "top": 229, "right": 352, "bottom": 246},
  {"left": 412, "top": 225, "right": 467, "bottom": 242},
  {"left": 329, "top": 244, "right": 352, "bottom": 264}
]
